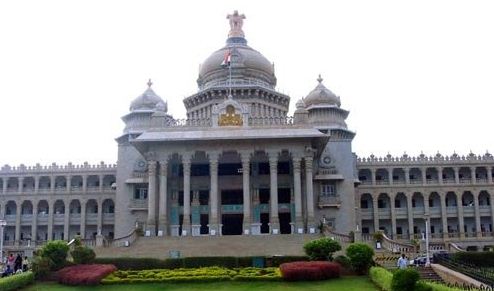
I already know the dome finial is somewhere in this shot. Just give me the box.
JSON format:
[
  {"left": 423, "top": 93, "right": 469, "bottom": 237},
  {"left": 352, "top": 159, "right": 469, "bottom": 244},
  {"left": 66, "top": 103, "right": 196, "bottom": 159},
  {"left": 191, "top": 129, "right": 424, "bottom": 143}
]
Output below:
[
  {"left": 147, "top": 79, "right": 153, "bottom": 88},
  {"left": 317, "top": 74, "right": 323, "bottom": 84},
  {"left": 227, "top": 10, "right": 246, "bottom": 38}
]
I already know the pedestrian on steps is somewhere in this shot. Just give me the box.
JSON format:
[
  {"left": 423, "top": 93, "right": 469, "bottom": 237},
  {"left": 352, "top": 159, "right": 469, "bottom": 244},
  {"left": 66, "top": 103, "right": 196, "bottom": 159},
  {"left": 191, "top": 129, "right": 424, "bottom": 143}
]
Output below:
[{"left": 397, "top": 253, "right": 408, "bottom": 269}]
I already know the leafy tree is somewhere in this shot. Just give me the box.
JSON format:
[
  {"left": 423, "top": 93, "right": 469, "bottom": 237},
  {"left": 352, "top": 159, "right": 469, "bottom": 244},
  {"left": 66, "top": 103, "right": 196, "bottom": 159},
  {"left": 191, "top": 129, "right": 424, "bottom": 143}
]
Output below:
[
  {"left": 39, "top": 240, "right": 69, "bottom": 270},
  {"left": 391, "top": 268, "right": 420, "bottom": 291},
  {"left": 346, "top": 243, "right": 374, "bottom": 274},
  {"left": 303, "top": 238, "right": 341, "bottom": 261}
]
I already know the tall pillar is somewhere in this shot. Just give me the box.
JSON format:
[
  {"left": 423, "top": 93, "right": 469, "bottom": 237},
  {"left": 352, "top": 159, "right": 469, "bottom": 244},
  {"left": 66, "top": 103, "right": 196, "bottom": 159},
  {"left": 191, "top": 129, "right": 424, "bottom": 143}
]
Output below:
[
  {"left": 80, "top": 201, "right": 86, "bottom": 239},
  {"left": 18, "top": 177, "right": 24, "bottom": 193},
  {"left": 390, "top": 193, "right": 397, "bottom": 239},
  {"left": 293, "top": 156, "right": 303, "bottom": 233},
  {"left": 488, "top": 167, "right": 493, "bottom": 184},
  {"left": 474, "top": 191, "right": 482, "bottom": 238},
  {"left": 440, "top": 193, "right": 448, "bottom": 239},
  {"left": 31, "top": 200, "right": 38, "bottom": 244},
  {"left": 372, "top": 194, "right": 379, "bottom": 233},
  {"left": 182, "top": 153, "right": 192, "bottom": 236},
  {"left": 421, "top": 168, "right": 427, "bottom": 186},
  {"left": 82, "top": 175, "right": 88, "bottom": 193},
  {"left": 64, "top": 200, "right": 70, "bottom": 240},
  {"left": 404, "top": 168, "right": 410, "bottom": 185},
  {"left": 490, "top": 194, "right": 494, "bottom": 236},
  {"left": 2, "top": 177, "right": 7, "bottom": 194},
  {"left": 15, "top": 203, "right": 21, "bottom": 245},
  {"left": 437, "top": 167, "right": 443, "bottom": 185},
  {"left": 424, "top": 193, "right": 430, "bottom": 237},
  {"left": 406, "top": 193, "right": 414, "bottom": 239},
  {"left": 146, "top": 161, "right": 157, "bottom": 235},
  {"left": 268, "top": 151, "right": 280, "bottom": 234},
  {"left": 208, "top": 152, "right": 220, "bottom": 235},
  {"left": 454, "top": 167, "right": 460, "bottom": 184},
  {"left": 305, "top": 155, "right": 315, "bottom": 232},
  {"left": 34, "top": 176, "right": 40, "bottom": 193},
  {"left": 50, "top": 176, "right": 55, "bottom": 193},
  {"left": 388, "top": 168, "right": 393, "bottom": 185},
  {"left": 158, "top": 160, "right": 168, "bottom": 236},
  {"left": 47, "top": 200, "right": 54, "bottom": 241},
  {"left": 97, "top": 199, "right": 103, "bottom": 236},
  {"left": 66, "top": 175, "right": 71, "bottom": 193},
  {"left": 457, "top": 192, "right": 465, "bottom": 239},
  {"left": 99, "top": 174, "right": 104, "bottom": 193},
  {"left": 240, "top": 151, "right": 252, "bottom": 234},
  {"left": 371, "top": 169, "right": 376, "bottom": 185},
  {"left": 471, "top": 167, "right": 477, "bottom": 184}
]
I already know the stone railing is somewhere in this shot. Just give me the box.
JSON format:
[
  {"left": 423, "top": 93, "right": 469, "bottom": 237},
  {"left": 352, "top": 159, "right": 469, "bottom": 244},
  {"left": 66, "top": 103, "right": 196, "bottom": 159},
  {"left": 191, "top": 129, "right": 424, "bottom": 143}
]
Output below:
[
  {"left": 381, "top": 233, "right": 417, "bottom": 254},
  {"left": 248, "top": 116, "right": 294, "bottom": 126},
  {"left": 199, "top": 78, "right": 274, "bottom": 91},
  {"left": 449, "top": 242, "right": 465, "bottom": 252},
  {"left": 0, "top": 161, "right": 117, "bottom": 174},
  {"left": 357, "top": 152, "right": 494, "bottom": 165},
  {"left": 106, "top": 228, "right": 139, "bottom": 248},
  {"left": 324, "top": 227, "right": 353, "bottom": 244},
  {"left": 165, "top": 118, "right": 212, "bottom": 127},
  {"left": 318, "top": 196, "right": 342, "bottom": 208}
]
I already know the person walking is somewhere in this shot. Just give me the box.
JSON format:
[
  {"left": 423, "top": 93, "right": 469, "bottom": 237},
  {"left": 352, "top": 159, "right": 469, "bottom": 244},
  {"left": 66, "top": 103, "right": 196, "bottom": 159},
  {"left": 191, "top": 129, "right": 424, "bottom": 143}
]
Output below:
[
  {"left": 14, "top": 254, "right": 22, "bottom": 273},
  {"left": 397, "top": 253, "right": 408, "bottom": 269}
]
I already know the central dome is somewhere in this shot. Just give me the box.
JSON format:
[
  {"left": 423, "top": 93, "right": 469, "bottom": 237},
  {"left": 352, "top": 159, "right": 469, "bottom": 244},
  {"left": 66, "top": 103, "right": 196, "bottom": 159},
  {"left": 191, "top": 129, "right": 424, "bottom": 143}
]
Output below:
[{"left": 197, "top": 11, "right": 277, "bottom": 90}]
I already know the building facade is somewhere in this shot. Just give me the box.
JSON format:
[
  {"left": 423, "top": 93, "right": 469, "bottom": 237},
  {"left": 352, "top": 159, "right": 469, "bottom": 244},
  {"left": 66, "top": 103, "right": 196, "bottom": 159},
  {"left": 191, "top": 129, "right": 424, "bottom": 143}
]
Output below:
[{"left": 1, "top": 11, "right": 493, "bottom": 250}]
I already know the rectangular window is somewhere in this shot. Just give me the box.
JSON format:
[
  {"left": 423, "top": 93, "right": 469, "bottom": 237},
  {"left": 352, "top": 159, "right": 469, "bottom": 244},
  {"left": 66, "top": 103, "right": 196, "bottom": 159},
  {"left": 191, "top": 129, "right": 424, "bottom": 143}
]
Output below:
[
  {"left": 134, "top": 187, "right": 148, "bottom": 200},
  {"left": 320, "top": 183, "right": 335, "bottom": 196},
  {"left": 395, "top": 199, "right": 401, "bottom": 208}
]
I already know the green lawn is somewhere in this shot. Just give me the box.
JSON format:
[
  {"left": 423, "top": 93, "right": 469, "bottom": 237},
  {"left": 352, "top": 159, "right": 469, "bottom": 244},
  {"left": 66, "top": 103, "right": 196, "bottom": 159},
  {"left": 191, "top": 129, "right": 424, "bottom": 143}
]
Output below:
[{"left": 23, "top": 276, "right": 377, "bottom": 291}]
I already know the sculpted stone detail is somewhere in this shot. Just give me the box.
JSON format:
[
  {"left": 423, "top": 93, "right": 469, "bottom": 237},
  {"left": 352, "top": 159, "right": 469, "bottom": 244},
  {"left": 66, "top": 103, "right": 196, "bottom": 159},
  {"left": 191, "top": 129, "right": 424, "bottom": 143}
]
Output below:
[
  {"left": 227, "top": 10, "right": 246, "bottom": 38},
  {"left": 219, "top": 105, "right": 242, "bottom": 126},
  {"left": 134, "top": 160, "right": 148, "bottom": 173}
]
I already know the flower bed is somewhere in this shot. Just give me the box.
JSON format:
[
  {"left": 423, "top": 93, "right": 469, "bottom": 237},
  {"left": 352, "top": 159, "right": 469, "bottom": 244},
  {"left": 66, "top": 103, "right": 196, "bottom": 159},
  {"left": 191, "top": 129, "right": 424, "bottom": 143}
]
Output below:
[
  {"left": 56, "top": 264, "right": 117, "bottom": 285},
  {"left": 102, "top": 267, "right": 281, "bottom": 284},
  {"left": 279, "top": 261, "right": 340, "bottom": 281}
]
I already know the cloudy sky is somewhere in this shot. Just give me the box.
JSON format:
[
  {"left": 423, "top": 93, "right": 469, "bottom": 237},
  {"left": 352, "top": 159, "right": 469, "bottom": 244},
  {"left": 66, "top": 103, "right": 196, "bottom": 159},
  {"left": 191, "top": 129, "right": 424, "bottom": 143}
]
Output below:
[{"left": 0, "top": 0, "right": 493, "bottom": 166}]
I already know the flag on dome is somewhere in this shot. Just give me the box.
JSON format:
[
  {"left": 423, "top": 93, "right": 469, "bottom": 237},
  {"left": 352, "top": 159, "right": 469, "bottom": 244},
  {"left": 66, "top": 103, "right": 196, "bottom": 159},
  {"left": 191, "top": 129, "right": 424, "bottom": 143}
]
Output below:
[{"left": 221, "top": 50, "right": 231, "bottom": 67}]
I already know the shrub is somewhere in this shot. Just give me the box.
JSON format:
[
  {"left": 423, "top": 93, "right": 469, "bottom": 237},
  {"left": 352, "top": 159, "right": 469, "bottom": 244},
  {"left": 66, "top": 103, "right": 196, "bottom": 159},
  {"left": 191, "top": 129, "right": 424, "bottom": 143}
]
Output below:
[
  {"left": 56, "top": 264, "right": 117, "bottom": 285},
  {"left": 369, "top": 267, "right": 393, "bottom": 291},
  {"left": 346, "top": 243, "right": 374, "bottom": 274},
  {"left": 31, "top": 256, "right": 54, "bottom": 279},
  {"left": 0, "top": 271, "right": 35, "bottom": 291},
  {"left": 71, "top": 245, "right": 96, "bottom": 264},
  {"left": 39, "top": 240, "right": 70, "bottom": 270},
  {"left": 391, "top": 268, "right": 420, "bottom": 291},
  {"left": 303, "top": 238, "right": 341, "bottom": 261},
  {"left": 279, "top": 261, "right": 340, "bottom": 281},
  {"left": 272, "top": 256, "right": 309, "bottom": 266},
  {"left": 94, "top": 257, "right": 183, "bottom": 270},
  {"left": 183, "top": 257, "right": 237, "bottom": 268},
  {"left": 415, "top": 281, "right": 433, "bottom": 291}
]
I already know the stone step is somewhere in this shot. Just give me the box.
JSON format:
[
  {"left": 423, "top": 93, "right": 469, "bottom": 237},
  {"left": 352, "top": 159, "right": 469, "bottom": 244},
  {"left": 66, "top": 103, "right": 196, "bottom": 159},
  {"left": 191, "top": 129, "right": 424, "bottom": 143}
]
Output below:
[
  {"left": 95, "top": 234, "right": 321, "bottom": 259},
  {"left": 416, "top": 267, "right": 444, "bottom": 283}
]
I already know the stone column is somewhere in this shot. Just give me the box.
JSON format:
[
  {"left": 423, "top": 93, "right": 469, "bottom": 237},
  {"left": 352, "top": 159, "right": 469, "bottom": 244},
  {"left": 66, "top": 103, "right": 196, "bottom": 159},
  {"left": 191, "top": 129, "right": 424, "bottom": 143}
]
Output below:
[
  {"left": 490, "top": 193, "right": 494, "bottom": 235},
  {"left": 390, "top": 193, "right": 397, "bottom": 239},
  {"left": 191, "top": 191, "right": 201, "bottom": 236},
  {"left": 2, "top": 178, "right": 7, "bottom": 194},
  {"left": 388, "top": 168, "right": 393, "bottom": 185},
  {"left": 488, "top": 167, "right": 493, "bottom": 184},
  {"left": 50, "top": 176, "right": 55, "bottom": 193},
  {"left": 474, "top": 192, "right": 482, "bottom": 238},
  {"left": 48, "top": 200, "right": 54, "bottom": 241},
  {"left": 99, "top": 175, "right": 104, "bottom": 193},
  {"left": 182, "top": 153, "right": 192, "bottom": 236},
  {"left": 305, "top": 155, "right": 315, "bottom": 232},
  {"left": 268, "top": 151, "right": 280, "bottom": 234},
  {"left": 293, "top": 156, "right": 303, "bottom": 233},
  {"left": 372, "top": 194, "right": 379, "bottom": 233},
  {"left": 424, "top": 193, "right": 430, "bottom": 236},
  {"left": 18, "top": 177, "right": 24, "bottom": 193},
  {"left": 471, "top": 167, "right": 476, "bottom": 184},
  {"left": 97, "top": 199, "right": 103, "bottom": 236},
  {"left": 404, "top": 168, "right": 410, "bottom": 185},
  {"left": 146, "top": 161, "right": 157, "bottom": 235},
  {"left": 15, "top": 203, "right": 21, "bottom": 245},
  {"left": 240, "top": 151, "right": 252, "bottom": 234},
  {"left": 454, "top": 167, "right": 460, "bottom": 184},
  {"left": 421, "top": 168, "right": 427, "bottom": 186},
  {"left": 158, "top": 160, "right": 168, "bottom": 236},
  {"left": 66, "top": 175, "right": 71, "bottom": 193},
  {"left": 82, "top": 175, "right": 88, "bottom": 193},
  {"left": 437, "top": 167, "right": 443, "bottom": 185},
  {"left": 31, "top": 200, "right": 38, "bottom": 243},
  {"left": 371, "top": 169, "right": 376, "bottom": 185},
  {"left": 440, "top": 193, "right": 448, "bottom": 239},
  {"left": 34, "top": 176, "right": 40, "bottom": 193},
  {"left": 64, "top": 200, "right": 70, "bottom": 240},
  {"left": 80, "top": 201, "right": 86, "bottom": 239},
  {"left": 209, "top": 152, "right": 220, "bottom": 235},
  {"left": 457, "top": 193, "right": 465, "bottom": 239},
  {"left": 406, "top": 193, "right": 414, "bottom": 239}
]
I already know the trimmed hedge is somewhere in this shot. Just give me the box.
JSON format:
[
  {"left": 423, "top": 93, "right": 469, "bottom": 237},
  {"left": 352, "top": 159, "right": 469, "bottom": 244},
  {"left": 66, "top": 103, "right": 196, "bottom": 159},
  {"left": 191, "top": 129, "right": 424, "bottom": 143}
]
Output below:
[
  {"left": 102, "top": 266, "right": 281, "bottom": 284},
  {"left": 279, "top": 261, "right": 340, "bottom": 281},
  {"left": 453, "top": 251, "right": 494, "bottom": 267},
  {"left": 391, "top": 268, "right": 420, "bottom": 291},
  {"left": 94, "top": 256, "right": 308, "bottom": 270},
  {"left": 56, "top": 264, "right": 117, "bottom": 286},
  {"left": 0, "top": 271, "right": 35, "bottom": 291}
]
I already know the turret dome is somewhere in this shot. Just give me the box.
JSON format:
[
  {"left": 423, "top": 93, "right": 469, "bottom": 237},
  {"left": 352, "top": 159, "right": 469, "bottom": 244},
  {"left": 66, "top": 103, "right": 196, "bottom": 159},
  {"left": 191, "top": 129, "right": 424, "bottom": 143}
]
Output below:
[
  {"left": 304, "top": 75, "right": 341, "bottom": 107},
  {"left": 130, "top": 79, "right": 165, "bottom": 111}
]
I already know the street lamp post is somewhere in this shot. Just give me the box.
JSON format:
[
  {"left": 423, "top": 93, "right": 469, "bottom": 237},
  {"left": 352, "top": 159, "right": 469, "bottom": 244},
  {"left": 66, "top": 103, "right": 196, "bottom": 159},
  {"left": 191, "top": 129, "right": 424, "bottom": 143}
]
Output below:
[
  {"left": 424, "top": 214, "right": 431, "bottom": 266},
  {"left": 0, "top": 219, "right": 7, "bottom": 266}
]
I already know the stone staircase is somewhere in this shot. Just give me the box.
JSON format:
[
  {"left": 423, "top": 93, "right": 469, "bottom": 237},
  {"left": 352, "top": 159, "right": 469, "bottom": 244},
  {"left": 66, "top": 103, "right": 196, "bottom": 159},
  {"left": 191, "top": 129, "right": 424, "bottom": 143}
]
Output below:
[
  {"left": 95, "top": 234, "right": 320, "bottom": 259},
  {"left": 416, "top": 266, "right": 444, "bottom": 283}
]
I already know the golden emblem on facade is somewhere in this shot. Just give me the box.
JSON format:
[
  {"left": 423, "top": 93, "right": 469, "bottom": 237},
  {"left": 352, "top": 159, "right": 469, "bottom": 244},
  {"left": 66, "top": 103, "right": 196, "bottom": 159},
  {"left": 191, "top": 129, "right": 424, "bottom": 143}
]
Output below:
[{"left": 219, "top": 105, "right": 243, "bottom": 126}]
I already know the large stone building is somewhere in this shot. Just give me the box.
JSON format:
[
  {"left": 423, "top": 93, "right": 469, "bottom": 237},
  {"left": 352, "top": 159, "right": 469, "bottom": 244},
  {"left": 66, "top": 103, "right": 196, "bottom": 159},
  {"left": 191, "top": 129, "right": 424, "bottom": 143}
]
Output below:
[{"left": 1, "top": 11, "right": 493, "bottom": 250}]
